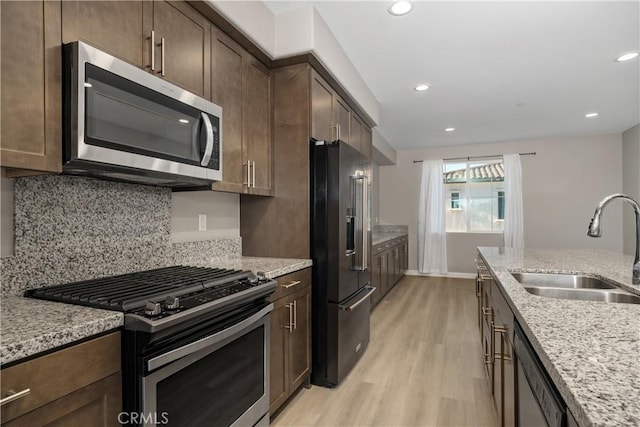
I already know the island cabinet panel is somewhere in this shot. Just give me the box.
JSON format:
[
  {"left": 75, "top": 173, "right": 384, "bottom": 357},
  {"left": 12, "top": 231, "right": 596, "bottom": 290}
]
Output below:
[
  {"left": 268, "top": 269, "right": 312, "bottom": 416},
  {"left": 1, "top": 0, "right": 62, "bottom": 173},
  {"left": 0, "top": 332, "right": 122, "bottom": 426},
  {"left": 211, "top": 26, "right": 273, "bottom": 196},
  {"left": 62, "top": 1, "right": 144, "bottom": 67},
  {"left": 476, "top": 254, "right": 516, "bottom": 427}
]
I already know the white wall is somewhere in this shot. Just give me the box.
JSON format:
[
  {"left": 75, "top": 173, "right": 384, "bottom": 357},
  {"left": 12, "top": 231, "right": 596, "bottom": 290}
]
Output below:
[
  {"left": 206, "top": 1, "right": 380, "bottom": 126},
  {"left": 622, "top": 124, "right": 640, "bottom": 255},
  {"left": 379, "top": 134, "right": 624, "bottom": 274},
  {"left": 171, "top": 191, "right": 240, "bottom": 243}
]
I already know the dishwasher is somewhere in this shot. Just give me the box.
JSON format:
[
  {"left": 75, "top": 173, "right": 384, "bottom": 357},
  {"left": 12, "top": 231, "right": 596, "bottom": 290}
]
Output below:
[{"left": 514, "top": 322, "right": 567, "bottom": 427}]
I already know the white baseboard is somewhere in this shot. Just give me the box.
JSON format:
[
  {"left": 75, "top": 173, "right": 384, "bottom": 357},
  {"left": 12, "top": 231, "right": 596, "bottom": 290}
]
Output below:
[{"left": 405, "top": 270, "right": 476, "bottom": 279}]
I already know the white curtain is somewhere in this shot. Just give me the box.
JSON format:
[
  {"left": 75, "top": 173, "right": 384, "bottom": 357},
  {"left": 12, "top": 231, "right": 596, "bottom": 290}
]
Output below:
[
  {"left": 417, "top": 160, "right": 448, "bottom": 274},
  {"left": 503, "top": 153, "right": 525, "bottom": 248}
]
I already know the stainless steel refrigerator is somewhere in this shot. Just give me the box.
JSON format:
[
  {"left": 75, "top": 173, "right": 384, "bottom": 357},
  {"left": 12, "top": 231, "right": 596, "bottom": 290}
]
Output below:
[{"left": 310, "top": 139, "right": 374, "bottom": 387}]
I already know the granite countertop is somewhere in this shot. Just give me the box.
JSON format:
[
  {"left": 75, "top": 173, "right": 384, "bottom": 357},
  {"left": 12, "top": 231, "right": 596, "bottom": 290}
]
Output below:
[
  {"left": 0, "top": 257, "right": 310, "bottom": 366},
  {"left": 478, "top": 247, "right": 640, "bottom": 427},
  {"left": 372, "top": 232, "right": 408, "bottom": 247},
  {"left": 197, "top": 256, "right": 312, "bottom": 279},
  {"left": 0, "top": 296, "right": 123, "bottom": 366}
]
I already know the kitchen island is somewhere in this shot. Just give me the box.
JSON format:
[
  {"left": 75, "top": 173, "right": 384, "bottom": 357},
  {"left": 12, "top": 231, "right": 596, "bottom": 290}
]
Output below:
[{"left": 478, "top": 247, "right": 640, "bottom": 427}]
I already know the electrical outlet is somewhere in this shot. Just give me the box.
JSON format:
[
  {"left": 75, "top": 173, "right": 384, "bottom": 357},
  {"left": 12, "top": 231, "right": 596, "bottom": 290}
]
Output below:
[{"left": 198, "top": 214, "right": 207, "bottom": 231}]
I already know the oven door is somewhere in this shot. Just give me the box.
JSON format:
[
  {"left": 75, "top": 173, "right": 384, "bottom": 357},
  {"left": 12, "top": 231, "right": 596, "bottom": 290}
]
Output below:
[{"left": 141, "top": 304, "right": 271, "bottom": 427}]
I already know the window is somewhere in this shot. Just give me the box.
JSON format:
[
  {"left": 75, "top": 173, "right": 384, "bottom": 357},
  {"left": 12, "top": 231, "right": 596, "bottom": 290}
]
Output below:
[
  {"left": 450, "top": 192, "right": 460, "bottom": 209},
  {"left": 444, "top": 160, "right": 505, "bottom": 232},
  {"left": 497, "top": 190, "right": 505, "bottom": 220}
]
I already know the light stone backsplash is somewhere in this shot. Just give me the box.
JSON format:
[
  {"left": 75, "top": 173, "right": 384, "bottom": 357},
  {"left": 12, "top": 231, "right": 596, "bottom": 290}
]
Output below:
[{"left": 1, "top": 175, "right": 241, "bottom": 296}]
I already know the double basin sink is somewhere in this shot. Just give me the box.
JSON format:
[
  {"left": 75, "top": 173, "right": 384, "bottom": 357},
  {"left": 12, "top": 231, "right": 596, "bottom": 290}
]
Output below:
[{"left": 511, "top": 272, "right": 640, "bottom": 304}]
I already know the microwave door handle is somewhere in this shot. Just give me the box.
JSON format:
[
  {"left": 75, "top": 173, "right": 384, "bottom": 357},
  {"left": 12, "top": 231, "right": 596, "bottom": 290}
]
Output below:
[{"left": 200, "top": 112, "right": 214, "bottom": 166}]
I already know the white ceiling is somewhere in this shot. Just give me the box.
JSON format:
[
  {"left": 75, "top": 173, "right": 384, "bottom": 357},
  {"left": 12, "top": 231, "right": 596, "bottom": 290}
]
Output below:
[{"left": 264, "top": 1, "right": 639, "bottom": 150}]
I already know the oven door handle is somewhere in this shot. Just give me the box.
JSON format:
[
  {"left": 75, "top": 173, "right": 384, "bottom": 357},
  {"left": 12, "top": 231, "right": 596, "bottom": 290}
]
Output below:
[{"left": 147, "top": 304, "right": 273, "bottom": 372}]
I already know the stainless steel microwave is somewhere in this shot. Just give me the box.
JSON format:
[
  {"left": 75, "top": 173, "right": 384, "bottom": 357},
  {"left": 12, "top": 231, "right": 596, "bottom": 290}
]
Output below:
[{"left": 63, "top": 41, "right": 222, "bottom": 187}]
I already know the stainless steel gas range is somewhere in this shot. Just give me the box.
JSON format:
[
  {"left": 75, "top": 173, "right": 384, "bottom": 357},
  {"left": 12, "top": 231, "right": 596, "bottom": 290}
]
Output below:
[{"left": 26, "top": 265, "right": 276, "bottom": 427}]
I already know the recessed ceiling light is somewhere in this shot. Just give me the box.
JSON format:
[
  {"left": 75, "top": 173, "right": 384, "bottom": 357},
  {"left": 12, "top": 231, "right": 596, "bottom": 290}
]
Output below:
[
  {"left": 445, "top": 128, "right": 455, "bottom": 132},
  {"left": 179, "top": 119, "right": 190, "bottom": 124},
  {"left": 414, "top": 84, "right": 430, "bottom": 92},
  {"left": 585, "top": 112, "right": 599, "bottom": 118},
  {"left": 388, "top": 0, "right": 414, "bottom": 16},
  {"left": 84, "top": 82, "right": 93, "bottom": 88},
  {"left": 615, "top": 52, "right": 639, "bottom": 62}
]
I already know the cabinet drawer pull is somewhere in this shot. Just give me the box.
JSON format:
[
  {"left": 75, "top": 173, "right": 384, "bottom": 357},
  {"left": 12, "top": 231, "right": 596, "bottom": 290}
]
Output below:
[
  {"left": 282, "top": 280, "right": 301, "bottom": 289},
  {"left": 0, "top": 388, "right": 30, "bottom": 406},
  {"left": 482, "top": 307, "right": 492, "bottom": 316}
]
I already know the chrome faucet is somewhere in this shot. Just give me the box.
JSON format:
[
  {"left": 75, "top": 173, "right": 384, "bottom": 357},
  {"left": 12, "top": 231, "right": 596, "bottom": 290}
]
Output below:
[{"left": 587, "top": 193, "right": 640, "bottom": 285}]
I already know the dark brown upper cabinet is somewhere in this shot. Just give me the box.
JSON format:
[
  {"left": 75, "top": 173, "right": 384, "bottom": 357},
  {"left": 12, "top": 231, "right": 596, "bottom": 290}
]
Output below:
[
  {"left": 62, "top": 1, "right": 145, "bottom": 68},
  {"left": 63, "top": 0, "right": 210, "bottom": 99},
  {"left": 311, "top": 71, "right": 351, "bottom": 145},
  {"left": 1, "top": 1, "right": 62, "bottom": 173},
  {"left": 211, "top": 27, "right": 273, "bottom": 196}
]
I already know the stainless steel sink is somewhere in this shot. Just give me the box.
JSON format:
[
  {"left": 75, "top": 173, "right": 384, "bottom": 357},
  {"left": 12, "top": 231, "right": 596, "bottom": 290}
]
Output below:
[
  {"left": 511, "top": 272, "right": 640, "bottom": 304},
  {"left": 523, "top": 287, "right": 640, "bottom": 304},
  {"left": 511, "top": 272, "right": 616, "bottom": 289}
]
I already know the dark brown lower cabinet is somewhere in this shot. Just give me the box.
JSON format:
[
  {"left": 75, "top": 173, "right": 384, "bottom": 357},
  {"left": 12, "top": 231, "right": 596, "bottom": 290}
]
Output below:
[
  {"left": 268, "top": 268, "right": 311, "bottom": 416},
  {"left": 0, "top": 332, "right": 122, "bottom": 427},
  {"left": 476, "top": 255, "right": 515, "bottom": 427},
  {"left": 371, "top": 235, "right": 408, "bottom": 310}
]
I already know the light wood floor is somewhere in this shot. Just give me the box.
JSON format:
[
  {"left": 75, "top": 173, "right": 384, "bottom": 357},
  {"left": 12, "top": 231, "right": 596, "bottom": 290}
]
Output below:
[{"left": 271, "top": 275, "right": 498, "bottom": 427}]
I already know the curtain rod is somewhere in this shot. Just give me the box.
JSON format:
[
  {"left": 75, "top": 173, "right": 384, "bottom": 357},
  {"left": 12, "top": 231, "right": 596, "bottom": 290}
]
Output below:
[{"left": 412, "top": 152, "right": 536, "bottom": 163}]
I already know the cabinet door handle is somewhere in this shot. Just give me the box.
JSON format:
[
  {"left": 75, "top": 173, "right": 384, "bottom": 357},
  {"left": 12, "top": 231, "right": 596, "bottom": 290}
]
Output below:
[
  {"left": 244, "top": 161, "right": 251, "bottom": 186},
  {"left": 493, "top": 324, "right": 512, "bottom": 361},
  {"left": 475, "top": 277, "right": 482, "bottom": 297},
  {"left": 293, "top": 299, "right": 297, "bottom": 330},
  {"left": 160, "top": 37, "right": 165, "bottom": 77},
  {"left": 0, "top": 388, "right": 30, "bottom": 406},
  {"left": 482, "top": 307, "right": 492, "bottom": 317},
  {"left": 148, "top": 31, "right": 155, "bottom": 71},
  {"left": 285, "top": 303, "right": 293, "bottom": 331},
  {"left": 282, "top": 280, "right": 301, "bottom": 289},
  {"left": 252, "top": 160, "right": 256, "bottom": 188}
]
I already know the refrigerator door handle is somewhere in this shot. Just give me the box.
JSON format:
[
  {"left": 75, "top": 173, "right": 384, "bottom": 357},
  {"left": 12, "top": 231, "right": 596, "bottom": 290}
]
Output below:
[
  {"left": 338, "top": 286, "right": 376, "bottom": 312},
  {"left": 352, "top": 174, "right": 368, "bottom": 271}
]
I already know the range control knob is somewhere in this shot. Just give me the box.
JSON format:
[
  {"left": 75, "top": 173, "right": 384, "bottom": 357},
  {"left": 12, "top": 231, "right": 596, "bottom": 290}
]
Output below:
[
  {"left": 256, "top": 271, "right": 267, "bottom": 281},
  {"left": 247, "top": 273, "right": 259, "bottom": 285},
  {"left": 144, "top": 301, "right": 162, "bottom": 317},
  {"left": 165, "top": 296, "right": 180, "bottom": 310}
]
